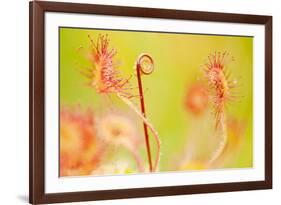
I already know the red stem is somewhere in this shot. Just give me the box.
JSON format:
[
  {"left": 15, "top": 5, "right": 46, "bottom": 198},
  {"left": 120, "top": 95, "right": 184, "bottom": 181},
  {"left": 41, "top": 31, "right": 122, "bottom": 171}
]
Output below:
[{"left": 136, "top": 64, "right": 153, "bottom": 172}]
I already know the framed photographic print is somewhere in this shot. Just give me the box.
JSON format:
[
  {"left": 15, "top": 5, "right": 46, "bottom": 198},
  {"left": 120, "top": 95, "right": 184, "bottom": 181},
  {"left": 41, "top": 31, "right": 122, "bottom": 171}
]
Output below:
[{"left": 29, "top": 1, "right": 272, "bottom": 204}]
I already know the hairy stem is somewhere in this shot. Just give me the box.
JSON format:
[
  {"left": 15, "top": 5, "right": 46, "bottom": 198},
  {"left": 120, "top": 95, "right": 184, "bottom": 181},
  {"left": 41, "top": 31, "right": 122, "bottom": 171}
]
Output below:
[
  {"left": 117, "top": 93, "right": 161, "bottom": 172},
  {"left": 125, "top": 144, "right": 145, "bottom": 172},
  {"left": 208, "top": 112, "right": 227, "bottom": 165}
]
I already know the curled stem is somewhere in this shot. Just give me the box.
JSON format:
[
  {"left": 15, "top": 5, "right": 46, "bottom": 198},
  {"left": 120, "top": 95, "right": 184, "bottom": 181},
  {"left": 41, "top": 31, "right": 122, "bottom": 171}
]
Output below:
[
  {"left": 135, "top": 54, "right": 154, "bottom": 172},
  {"left": 117, "top": 93, "right": 160, "bottom": 172}
]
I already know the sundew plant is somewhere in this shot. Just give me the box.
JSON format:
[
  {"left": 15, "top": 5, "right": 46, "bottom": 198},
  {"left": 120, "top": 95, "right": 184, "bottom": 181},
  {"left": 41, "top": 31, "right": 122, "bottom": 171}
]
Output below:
[{"left": 59, "top": 27, "right": 253, "bottom": 177}]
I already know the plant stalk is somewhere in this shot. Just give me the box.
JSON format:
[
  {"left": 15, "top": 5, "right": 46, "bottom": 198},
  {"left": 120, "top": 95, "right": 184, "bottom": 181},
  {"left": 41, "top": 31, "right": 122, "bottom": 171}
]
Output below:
[
  {"left": 208, "top": 111, "right": 227, "bottom": 165},
  {"left": 136, "top": 64, "right": 153, "bottom": 172},
  {"left": 117, "top": 93, "right": 160, "bottom": 172}
]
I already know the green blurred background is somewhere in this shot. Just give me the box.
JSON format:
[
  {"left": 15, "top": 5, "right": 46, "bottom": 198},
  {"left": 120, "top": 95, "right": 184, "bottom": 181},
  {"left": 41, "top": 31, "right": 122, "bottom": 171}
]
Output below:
[{"left": 60, "top": 27, "right": 253, "bottom": 171}]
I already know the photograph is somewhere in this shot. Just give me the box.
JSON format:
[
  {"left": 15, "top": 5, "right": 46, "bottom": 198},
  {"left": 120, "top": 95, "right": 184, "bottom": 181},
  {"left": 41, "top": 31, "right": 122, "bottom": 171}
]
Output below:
[
  {"left": 29, "top": 1, "right": 272, "bottom": 203},
  {"left": 59, "top": 27, "right": 253, "bottom": 177}
]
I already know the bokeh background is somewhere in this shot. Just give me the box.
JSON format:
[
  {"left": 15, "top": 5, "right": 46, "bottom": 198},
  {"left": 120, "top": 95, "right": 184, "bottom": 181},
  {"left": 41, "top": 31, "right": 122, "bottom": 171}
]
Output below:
[{"left": 59, "top": 27, "right": 253, "bottom": 176}]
